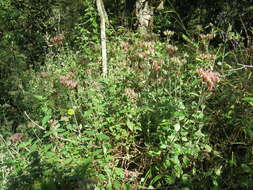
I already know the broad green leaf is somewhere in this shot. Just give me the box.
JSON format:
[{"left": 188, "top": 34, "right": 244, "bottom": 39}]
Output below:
[
  {"left": 165, "top": 175, "right": 176, "bottom": 185},
  {"left": 150, "top": 175, "right": 164, "bottom": 185},
  {"left": 204, "top": 144, "right": 212, "bottom": 152},
  {"left": 215, "top": 166, "right": 222, "bottom": 176},
  {"left": 43, "top": 129, "right": 65, "bottom": 138},
  {"left": 242, "top": 97, "right": 253, "bottom": 106},
  {"left": 113, "top": 181, "right": 121, "bottom": 189},
  {"left": 84, "top": 130, "right": 96, "bottom": 136},
  {"left": 182, "top": 137, "right": 188, "bottom": 141},
  {"left": 182, "top": 34, "right": 198, "bottom": 49},
  {"left": 114, "top": 168, "right": 124, "bottom": 178},
  {"left": 126, "top": 120, "right": 134, "bottom": 132},
  {"left": 174, "top": 123, "right": 181, "bottom": 132},
  {"left": 96, "top": 133, "right": 110, "bottom": 141},
  {"left": 33, "top": 95, "right": 45, "bottom": 100}
]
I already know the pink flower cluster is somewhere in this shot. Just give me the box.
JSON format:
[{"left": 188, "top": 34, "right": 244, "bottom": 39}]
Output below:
[
  {"left": 50, "top": 34, "right": 64, "bottom": 44},
  {"left": 137, "top": 49, "right": 155, "bottom": 59},
  {"left": 152, "top": 59, "right": 164, "bottom": 71},
  {"left": 120, "top": 41, "right": 130, "bottom": 50},
  {"left": 59, "top": 72, "right": 78, "bottom": 89},
  {"left": 198, "top": 53, "right": 216, "bottom": 60},
  {"left": 196, "top": 68, "right": 220, "bottom": 90},
  {"left": 138, "top": 41, "right": 154, "bottom": 48}
]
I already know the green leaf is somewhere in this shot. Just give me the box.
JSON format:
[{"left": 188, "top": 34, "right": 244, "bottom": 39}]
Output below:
[
  {"left": 242, "top": 97, "right": 253, "bottom": 106},
  {"left": 214, "top": 166, "right": 222, "bottom": 176},
  {"left": 42, "top": 115, "right": 52, "bottom": 126},
  {"left": 84, "top": 130, "right": 97, "bottom": 136},
  {"left": 43, "top": 129, "right": 65, "bottom": 138},
  {"left": 182, "top": 34, "right": 198, "bottom": 49},
  {"left": 114, "top": 168, "right": 124, "bottom": 178},
  {"left": 195, "top": 130, "right": 205, "bottom": 137},
  {"left": 165, "top": 175, "right": 176, "bottom": 185},
  {"left": 148, "top": 150, "right": 161, "bottom": 156},
  {"left": 113, "top": 181, "right": 121, "bottom": 189},
  {"left": 30, "top": 143, "right": 38, "bottom": 152},
  {"left": 126, "top": 120, "right": 134, "bottom": 132},
  {"left": 160, "top": 144, "right": 167, "bottom": 149},
  {"left": 96, "top": 133, "right": 110, "bottom": 141},
  {"left": 182, "top": 137, "right": 188, "bottom": 141},
  {"left": 174, "top": 123, "right": 180, "bottom": 132},
  {"left": 242, "top": 97, "right": 253, "bottom": 101},
  {"left": 204, "top": 144, "right": 212, "bottom": 152},
  {"left": 33, "top": 95, "right": 45, "bottom": 100},
  {"left": 18, "top": 140, "right": 32, "bottom": 149},
  {"left": 150, "top": 175, "right": 164, "bottom": 185}
]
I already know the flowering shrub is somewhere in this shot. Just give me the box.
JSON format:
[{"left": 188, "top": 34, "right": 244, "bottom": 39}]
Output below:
[{"left": 1, "top": 26, "right": 253, "bottom": 190}]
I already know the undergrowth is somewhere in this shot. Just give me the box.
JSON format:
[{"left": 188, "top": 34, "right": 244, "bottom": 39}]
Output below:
[{"left": 1, "top": 26, "right": 253, "bottom": 190}]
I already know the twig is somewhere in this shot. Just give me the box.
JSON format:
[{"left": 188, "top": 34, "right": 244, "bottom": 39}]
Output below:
[
  {"left": 24, "top": 111, "right": 46, "bottom": 130},
  {"left": 55, "top": 135, "right": 77, "bottom": 144},
  {"left": 226, "top": 67, "right": 246, "bottom": 73},
  {"left": 237, "top": 63, "right": 253, "bottom": 68}
]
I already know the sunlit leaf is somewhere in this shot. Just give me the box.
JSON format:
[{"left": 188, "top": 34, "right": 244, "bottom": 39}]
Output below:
[{"left": 174, "top": 123, "right": 181, "bottom": 132}]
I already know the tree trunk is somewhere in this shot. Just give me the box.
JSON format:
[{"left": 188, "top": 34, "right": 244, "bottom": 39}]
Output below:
[
  {"left": 96, "top": 0, "right": 108, "bottom": 78},
  {"left": 135, "top": 0, "right": 153, "bottom": 33}
]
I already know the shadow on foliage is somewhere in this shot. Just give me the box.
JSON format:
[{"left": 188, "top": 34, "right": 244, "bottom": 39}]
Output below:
[
  {"left": 0, "top": 59, "right": 28, "bottom": 134},
  {"left": 6, "top": 151, "right": 95, "bottom": 190},
  {"left": 1, "top": 0, "right": 57, "bottom": 132},
  {"left": 140, "top": 96, "right": 176, "bottom": 144},
  {"left": 202, "top": 70, "right": 253, "bottom": 189}
]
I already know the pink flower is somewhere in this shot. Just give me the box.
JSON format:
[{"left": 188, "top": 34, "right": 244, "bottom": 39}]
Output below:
[
  {"left": 50, "top": 34, "right": 64, "bottom": 44},
  {"left": 196, "top": 68, "right": 220, "bottom": 90},
  {"left": 59, "top": 73, "right": 78, "bottom": 89}
]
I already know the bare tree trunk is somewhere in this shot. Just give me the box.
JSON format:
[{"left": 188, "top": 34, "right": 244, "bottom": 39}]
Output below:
[
  {"left": 135, "top": 0, "right": 153, "bottom": 33},
  {"left": 96, "top": 0, "right": 108, "bottom": 78}
]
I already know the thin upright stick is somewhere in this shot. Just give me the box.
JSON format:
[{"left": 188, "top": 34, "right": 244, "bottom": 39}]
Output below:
[{"left": 96, "top": 0, "right": 108, "bottom": 78}]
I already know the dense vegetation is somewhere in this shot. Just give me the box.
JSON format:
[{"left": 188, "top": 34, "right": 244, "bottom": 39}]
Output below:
[{"left": 1, "top": 0, "right": 253, "bottom": 189}]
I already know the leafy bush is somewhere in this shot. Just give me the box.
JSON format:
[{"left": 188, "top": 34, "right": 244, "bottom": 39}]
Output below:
[{"left": 1, "top": 2, "right": 253, "bottom": 189}]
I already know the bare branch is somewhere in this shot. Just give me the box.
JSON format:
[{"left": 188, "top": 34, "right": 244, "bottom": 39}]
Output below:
[
  {"left": 24, "top": 111, "right": 46, "bottom": 130},
  {"left": 237, "top": 63, "right": 253, "bottom": 68}
]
